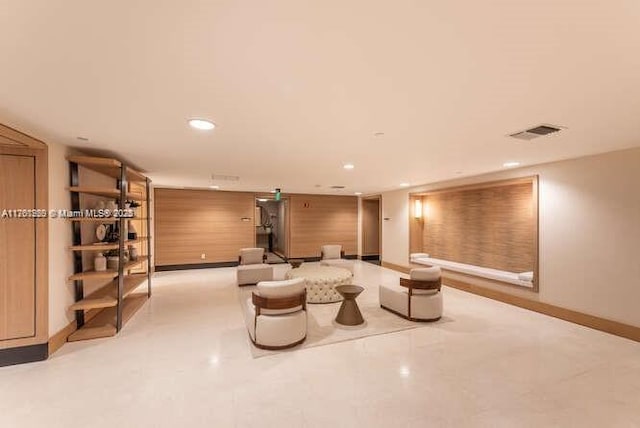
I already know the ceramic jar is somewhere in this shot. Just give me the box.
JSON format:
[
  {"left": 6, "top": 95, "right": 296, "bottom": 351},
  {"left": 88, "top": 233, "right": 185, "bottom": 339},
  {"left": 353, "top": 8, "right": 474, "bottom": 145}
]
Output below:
[
  {"left": 106, "top": 256, "right": 119, "bottom": 270},
  {"left": 128, "top": 245, "right": 138, "bottom": 261},
  {"left": 94, "top": 253, "right": 107, "bottom": 271}
]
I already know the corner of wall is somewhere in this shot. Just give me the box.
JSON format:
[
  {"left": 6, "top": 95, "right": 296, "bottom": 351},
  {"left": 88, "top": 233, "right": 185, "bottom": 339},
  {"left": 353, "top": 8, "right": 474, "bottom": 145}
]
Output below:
[{"left": 47, "top": 141, "right": 75, "bottom": 337}]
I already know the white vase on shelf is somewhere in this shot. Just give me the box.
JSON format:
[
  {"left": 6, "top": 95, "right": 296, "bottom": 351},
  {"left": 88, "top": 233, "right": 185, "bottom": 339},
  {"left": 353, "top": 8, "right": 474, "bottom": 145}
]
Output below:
[{"left": 94, "top": 253, "right": 107, "bottom": 271}]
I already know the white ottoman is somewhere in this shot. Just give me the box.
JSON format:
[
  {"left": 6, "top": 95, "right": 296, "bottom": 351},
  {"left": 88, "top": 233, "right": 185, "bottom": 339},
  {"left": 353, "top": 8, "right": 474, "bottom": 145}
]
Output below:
[
  {"left": 285, "top": 265, "right": 352, "bottom": 303},
  {"left": 237, "top": 264, "right": 274, "bottom": 286}
]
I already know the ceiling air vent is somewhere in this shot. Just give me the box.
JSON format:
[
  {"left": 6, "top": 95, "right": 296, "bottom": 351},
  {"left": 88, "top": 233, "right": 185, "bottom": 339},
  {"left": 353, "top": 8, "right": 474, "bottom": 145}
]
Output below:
[
  {"left": 211, "top": 174, "right": 240, "bottom": 182},
  {"left": 509, "top": 124, "right": 563, "bottom": 141}
]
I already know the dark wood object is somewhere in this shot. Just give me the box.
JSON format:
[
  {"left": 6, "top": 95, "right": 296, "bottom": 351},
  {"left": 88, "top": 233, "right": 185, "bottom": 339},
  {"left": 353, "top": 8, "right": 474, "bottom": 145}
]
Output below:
[
  {"left": 381, "top": 277, "right": 442, "bottom": 322},
  {"left": 334, "top": 285, "right": 365, "bottom": 326},
  {"left": 288, "top": 259, "right": 304, "bottom": 269}
]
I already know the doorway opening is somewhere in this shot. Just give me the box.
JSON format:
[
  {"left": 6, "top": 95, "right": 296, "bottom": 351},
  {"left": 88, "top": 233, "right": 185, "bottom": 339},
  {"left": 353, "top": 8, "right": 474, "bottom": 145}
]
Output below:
[
  {"left": 362, "top": 196, "right": 381, "bottom": 265},
  {"left": 255, "top": 197, "right": 288, "bottom": 264}
]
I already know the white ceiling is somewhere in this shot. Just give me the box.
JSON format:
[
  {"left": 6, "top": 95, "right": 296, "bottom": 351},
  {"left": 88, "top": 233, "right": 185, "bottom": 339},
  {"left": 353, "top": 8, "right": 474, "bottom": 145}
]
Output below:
[{"left": 1, "top": 1, "right": 640, "bottom": 194}]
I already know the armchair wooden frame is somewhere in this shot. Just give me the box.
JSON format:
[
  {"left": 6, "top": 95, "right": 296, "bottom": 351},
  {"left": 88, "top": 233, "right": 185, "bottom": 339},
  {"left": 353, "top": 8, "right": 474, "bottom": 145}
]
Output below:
[
  {"left": 381, "top": 278, "right": 442, "bottom": 322},
  {"left": 250, "top": 289, "right": 307, "bottom": 350}
]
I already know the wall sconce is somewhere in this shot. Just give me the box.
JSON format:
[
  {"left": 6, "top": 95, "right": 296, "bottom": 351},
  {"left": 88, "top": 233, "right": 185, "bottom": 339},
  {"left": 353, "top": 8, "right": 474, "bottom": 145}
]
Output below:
[{"left": 414, "top": 199, "right": 422, "bottom": 219}]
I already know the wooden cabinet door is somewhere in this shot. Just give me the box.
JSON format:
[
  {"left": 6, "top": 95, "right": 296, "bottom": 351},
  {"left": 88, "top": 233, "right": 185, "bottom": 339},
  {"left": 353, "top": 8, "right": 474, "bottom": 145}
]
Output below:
[{"left": 0, "top": 154, "right": 36, "bottom": 340}]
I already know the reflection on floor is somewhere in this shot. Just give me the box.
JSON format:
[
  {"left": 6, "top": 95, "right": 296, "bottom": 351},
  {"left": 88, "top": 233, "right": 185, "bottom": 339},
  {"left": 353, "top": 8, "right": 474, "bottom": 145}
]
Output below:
[
  {"left": 265, "top": 251, "right": 286, "bottom": 264},
  {"left": 363, "top": 255, "right": 381, "bottom": 266},
  {"left": 1, "top": 261, "right": 639, "bottom": 427}
]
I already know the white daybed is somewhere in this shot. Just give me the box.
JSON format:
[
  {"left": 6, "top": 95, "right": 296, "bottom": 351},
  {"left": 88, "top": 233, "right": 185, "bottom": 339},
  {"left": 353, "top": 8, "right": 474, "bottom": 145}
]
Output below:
[{"left": 410, "top": 253, "right": 534, "bottom": 289}]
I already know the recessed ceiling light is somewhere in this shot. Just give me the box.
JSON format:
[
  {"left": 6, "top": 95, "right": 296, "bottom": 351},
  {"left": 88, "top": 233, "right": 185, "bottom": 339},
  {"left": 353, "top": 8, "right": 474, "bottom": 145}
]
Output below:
[
  {"left": 209, "top": 185, "right": 219, "bottom": 189},
  {"left": 257, "top": 198, "right": 268, "bottom": 202},
  {"left": 76, "top": 136, "right": 89, "bottom": 142},
  {"left": 189, "top": 119, "right": 216, "bottom": 130},
  {"left": 354, "top": 192, "right": 363, "bottom": 195},
  {"left": 343, "top": 163, "right": 355, "bottom": 170},
  {"left": 503, "top": 161, "right": 521, "bottom": 168},
  {"left": 374, "top": 132, "right": 385, "bottom": 137},
  {"left": 400, "top": 182, "right": 410, "bottom": 187},
  {"left": 270, "top": 190, "right": 276, "bottom": 193}
]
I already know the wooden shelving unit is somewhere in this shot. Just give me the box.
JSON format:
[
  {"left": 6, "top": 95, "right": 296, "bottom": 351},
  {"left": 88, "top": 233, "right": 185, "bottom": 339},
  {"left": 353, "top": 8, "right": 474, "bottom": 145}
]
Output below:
[
  {"left": 69, "top": 274, "right": 148, "bottom": 311},
  {"left": 67, "top": 217, "right": 119, "bottom": 223},
  {"left": 68, "top": 237, "right": 148, "bottom": 251},
  {"left": 69, "top": 186, "right": 144, "bottom": 201},
  {"left": 67, "top": 156, "right": 152, "bottom": 341}
]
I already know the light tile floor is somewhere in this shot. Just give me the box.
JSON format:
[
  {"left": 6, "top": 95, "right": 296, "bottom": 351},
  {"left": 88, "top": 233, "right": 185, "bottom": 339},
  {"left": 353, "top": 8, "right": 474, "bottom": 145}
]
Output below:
[{"left": 1, "top": 261, "right": 640, "bottom": 427}]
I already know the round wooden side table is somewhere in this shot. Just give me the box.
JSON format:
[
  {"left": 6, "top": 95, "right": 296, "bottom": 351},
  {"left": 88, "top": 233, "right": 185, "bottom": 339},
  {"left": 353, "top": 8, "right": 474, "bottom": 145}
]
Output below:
[{"left": 334, "top": 285, "right": 365, "bottom": 326}]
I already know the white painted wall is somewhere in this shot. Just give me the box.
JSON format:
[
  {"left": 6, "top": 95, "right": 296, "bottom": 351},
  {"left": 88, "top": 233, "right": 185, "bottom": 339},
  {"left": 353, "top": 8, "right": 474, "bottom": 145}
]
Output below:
[
  {"left": 47, "top": 141, "right": 75, "bottom": 336},
  {"left": 380, "top": 148, "right": 640, "bottom": 327}
]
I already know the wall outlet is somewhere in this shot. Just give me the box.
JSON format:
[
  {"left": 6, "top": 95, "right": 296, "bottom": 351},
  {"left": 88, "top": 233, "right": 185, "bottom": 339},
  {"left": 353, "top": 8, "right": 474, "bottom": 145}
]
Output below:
[{"left": 200, "top": 253, "right": 206, "bottom": 260}]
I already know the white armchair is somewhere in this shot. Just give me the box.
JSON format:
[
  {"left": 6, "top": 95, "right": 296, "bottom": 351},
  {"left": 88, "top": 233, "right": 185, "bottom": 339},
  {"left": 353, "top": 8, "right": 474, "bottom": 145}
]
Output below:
[
  {"left": 245, "top": 278, "right": 307, "bottom": 349},
  {"left": 379, "top": 267, "right": 443, "bottom": 321},
  {"left": 237, "top": 248, "right": 274, "bottom": 286},
  {"left": 319, "top": 244, "right": 354, "bottom": 274}
]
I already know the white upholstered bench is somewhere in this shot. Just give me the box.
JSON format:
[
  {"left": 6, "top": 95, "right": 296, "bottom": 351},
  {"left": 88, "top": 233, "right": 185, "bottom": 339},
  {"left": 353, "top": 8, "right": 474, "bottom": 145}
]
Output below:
[{"left": 410, "top": 254, "right": 534, "bottom": 289}]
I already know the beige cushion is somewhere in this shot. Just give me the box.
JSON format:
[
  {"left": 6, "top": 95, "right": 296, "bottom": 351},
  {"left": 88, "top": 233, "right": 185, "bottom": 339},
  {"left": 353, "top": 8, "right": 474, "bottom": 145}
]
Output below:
[
  {"left": 237, "top": 264, "right": 273, "bottom": 285},
  {"left": 321, "top": 244, "right": 342, "bottom": 260},
  {"left": 410, "top": 267, "right": 441, "bottom": 281},
  {"left": 518, "top": 271, "right": 534, "bottom": 281},
  {"left": 245, "top": 298, "right": 307, "bottom": 346},
  {"left": 240, "top": 247, "right": 264, "bottom": 265},
  {"left": 257, "top": 278, "right": 305, "bottom": 298},
  {"left": 379, "top": 282, "right": 443, "bottom": 320}
]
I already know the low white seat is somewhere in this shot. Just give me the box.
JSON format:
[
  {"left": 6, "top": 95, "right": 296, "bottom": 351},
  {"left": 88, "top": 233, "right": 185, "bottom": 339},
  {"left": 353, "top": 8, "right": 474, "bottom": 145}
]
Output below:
[
  {"left": 320, "top": 244, "right": 354, "bottom": 274},
  {"left": 285, "top": 265, "right": 352, "bottom": 303},
  {"left": 237, "top": 248, "right": 274, "bottom": 286},
  {"left": 410, "top": 254, "right": 534, "bottom": 289},
  {"left": 245, "top": 278, "right": 307, "bottom": 349},
  {"left": 379, "top": 267, "right": 443, "bottom": 322}
]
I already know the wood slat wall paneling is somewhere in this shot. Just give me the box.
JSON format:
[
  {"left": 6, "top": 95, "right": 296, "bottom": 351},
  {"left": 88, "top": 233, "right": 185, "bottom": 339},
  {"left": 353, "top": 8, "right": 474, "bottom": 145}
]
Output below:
[
  {"left": 154, "top": 189, "right": 255, "bottom": 266},
  {"left": 421, "top": 181, "right": 535, "bottom": 273},
  {"left": 288, "top": 195, "right": 358, "bottom": 259}
]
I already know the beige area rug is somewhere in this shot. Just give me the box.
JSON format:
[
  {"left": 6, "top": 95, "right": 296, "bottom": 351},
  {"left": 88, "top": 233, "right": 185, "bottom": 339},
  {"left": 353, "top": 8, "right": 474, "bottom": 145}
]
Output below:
[{"left": 238, "top": 269, "right": 446, "bottom": 358}]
